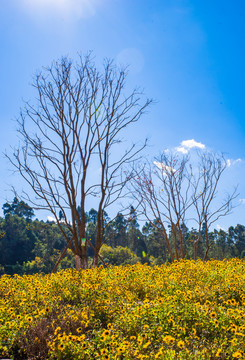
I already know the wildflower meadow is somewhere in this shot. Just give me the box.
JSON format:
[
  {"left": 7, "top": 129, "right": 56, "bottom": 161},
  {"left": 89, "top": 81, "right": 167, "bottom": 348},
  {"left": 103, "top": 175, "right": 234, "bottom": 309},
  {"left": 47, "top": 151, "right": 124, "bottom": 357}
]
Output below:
[{"left": 0, "top": 259, "right": 245, "bottom": 359}]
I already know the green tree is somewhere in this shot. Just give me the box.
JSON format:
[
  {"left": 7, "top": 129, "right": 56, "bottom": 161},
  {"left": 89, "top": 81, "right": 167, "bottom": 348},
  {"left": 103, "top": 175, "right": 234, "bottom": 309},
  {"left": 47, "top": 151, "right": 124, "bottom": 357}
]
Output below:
[
  {"left": 143, "top": 221, "right": 170, "bottom": 263},
  {"left": 213, "top": 229, "right": 228, "bottom": 260},
  {"left": 0, "top": 215, "right": 35, "bottom": 274},
  {"left": 3, "top": 197, "right": 34, "bottom": 219},
  {"left": 105, "top": 212, "right": 128, "bottom": 248},
  {"left": 233, "top": 225, "right": 245, "bottom": 257},
  {"left": 127, "top": 206, "right": 146, "bottom": 258}
]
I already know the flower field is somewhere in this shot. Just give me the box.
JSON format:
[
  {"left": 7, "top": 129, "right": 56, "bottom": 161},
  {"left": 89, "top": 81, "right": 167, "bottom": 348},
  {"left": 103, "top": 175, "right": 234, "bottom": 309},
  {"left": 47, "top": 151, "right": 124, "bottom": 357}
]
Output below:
[{"left": 0, "top": 259, "right": 245, "bottom": 359}]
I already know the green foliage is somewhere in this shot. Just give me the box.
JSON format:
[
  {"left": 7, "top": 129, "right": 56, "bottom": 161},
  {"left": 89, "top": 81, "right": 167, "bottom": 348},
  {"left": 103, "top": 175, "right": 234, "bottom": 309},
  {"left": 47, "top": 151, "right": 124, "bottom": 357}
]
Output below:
[
  {"left": 105, "top": 212, "right": 128, "bottom": 248},
  {"left": 100, "top": 244, "right": 141, "bottom": 265},
  {"left": 0, "top": 210, "right": 69, "bottom": 274},
  {"left": 23, "top": 249, "right": 75, "bottom": 274},
  {"left": 3, "top": 197, "right": 35, "bottom": 219},
  {"left": 1, "top": 198, "right": 245, "bottom": 275},
  {"left": 0, "top": 215, "right": 36, "bottom": 271}
]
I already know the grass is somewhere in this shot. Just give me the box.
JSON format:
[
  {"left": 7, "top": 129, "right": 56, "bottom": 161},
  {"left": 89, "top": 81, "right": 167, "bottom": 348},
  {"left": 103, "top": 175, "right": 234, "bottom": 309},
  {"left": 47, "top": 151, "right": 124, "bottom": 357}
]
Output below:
[{"left": 0, "top": 259, "right": 245, "bottom": 359}]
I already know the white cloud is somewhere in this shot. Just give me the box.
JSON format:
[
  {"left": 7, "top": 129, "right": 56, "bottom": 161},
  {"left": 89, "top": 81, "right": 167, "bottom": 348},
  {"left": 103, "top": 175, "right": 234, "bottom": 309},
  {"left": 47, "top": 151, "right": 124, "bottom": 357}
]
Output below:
[
  {"left": 47, "top": 215, "right": 67, "bottom": 223},
  {"left": 181, "top": 139, "right": 205, "bottom": 150},
  {"left": 153, "top": 161, "right": 176, "bottom": 174},
  {"left": 175, "top": 139, "right": 205, "bottom": 154},
  {"left": 175, "top": 146, "right": 188, "bottom": 154},
  {"left": 19, "top": 0, "right": 98, "bottom": 20},
  {"left": 239, "top": 199, "right": 245, "bottom": 205},
  {"left": 47, "top": 215, "right": 56, "bottom": 222},
  {"left": 216, "top": 224, "right": 227, "bottom": 231},
  {"left": 227, "top": 158, "right": 242, "bottom": 167}
]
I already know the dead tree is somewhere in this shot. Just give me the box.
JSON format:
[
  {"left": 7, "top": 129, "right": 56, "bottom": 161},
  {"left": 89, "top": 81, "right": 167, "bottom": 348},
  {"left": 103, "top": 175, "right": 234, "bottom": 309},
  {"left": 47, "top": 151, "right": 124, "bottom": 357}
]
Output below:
[
  {"left": 191, "top": 152, "right": 238, "bottom": 260},
  {"left": 131, "top": 151, "right": 238, "bottom": 261},
  {"left": 130, "top": 153, "right": 193, "bottom": 261},
  {"left": 7, "top": 54, "right": 152, "bottom": 270}
]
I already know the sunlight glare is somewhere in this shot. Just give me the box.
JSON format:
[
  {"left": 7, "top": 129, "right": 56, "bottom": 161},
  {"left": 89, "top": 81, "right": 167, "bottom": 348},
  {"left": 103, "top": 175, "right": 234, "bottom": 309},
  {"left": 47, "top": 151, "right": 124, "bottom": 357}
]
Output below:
[{"left": 20, "top": 0, "right": 99, "bottom": 20}]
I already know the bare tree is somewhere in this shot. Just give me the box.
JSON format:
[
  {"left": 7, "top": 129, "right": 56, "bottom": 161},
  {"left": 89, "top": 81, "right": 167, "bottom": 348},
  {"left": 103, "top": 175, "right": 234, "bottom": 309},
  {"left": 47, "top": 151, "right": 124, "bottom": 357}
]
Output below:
[
  {"left": 191, "top": 152, "right": 238, "bottom": 260},
  {"left": 130, "top": 153, "right": 193, "bottom": 261},
  {"left": 131, "top": 151, "right": 238, "bottom": 261},
  {"left": 7, "top": 54, "right": 152, "bottom": 270}
]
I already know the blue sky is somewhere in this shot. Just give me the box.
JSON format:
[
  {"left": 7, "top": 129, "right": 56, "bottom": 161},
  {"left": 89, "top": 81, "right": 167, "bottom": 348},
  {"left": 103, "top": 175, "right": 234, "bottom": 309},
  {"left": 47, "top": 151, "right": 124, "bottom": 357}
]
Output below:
[{"left": 0, "top": 0, "right": 245, "bottom": 229}]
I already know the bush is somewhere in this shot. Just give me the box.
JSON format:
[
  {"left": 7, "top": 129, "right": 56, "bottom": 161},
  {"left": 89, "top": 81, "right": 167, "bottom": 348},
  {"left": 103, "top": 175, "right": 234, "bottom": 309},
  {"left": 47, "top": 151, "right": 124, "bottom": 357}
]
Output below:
[{"left": 100, "top": 244, "right": 141, "bottom": 265}]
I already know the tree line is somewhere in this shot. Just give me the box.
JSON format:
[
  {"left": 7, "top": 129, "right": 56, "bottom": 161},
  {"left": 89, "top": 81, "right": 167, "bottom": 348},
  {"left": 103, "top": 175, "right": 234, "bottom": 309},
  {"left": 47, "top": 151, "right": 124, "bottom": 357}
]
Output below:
[{"left": 0, "top": 198, "right": 244, "bottom": 275}]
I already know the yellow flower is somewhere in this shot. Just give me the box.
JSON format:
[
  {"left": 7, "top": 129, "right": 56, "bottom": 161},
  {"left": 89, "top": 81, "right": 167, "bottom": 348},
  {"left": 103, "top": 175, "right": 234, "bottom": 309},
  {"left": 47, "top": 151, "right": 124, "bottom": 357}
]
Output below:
[
  {"left": 216, "top": 348, "right": 222, "bottom": 357},
  {"left": 162, "top": 335, "right": 175, "bottom": 345},
  {"left": 138, "top": 338, "right": 143, "bottom": 346},
  {"left": 54, "top": 326, "right": 61, "bottom": 335},
  {"left": 102, "top": 330, "right": 110, "bottom": 337},
  {"left": 232, "top": 351, "right": 243, "bottom": 358},
  {"left": 143, "top": 341, "right": 151, "bottom": 349},
  {"left": 116, "top": 347, "right": 124, "bottom": 355},
  {"left": 58, "top": 343, "right": 65, "bottom": 351},
  {"left": 210, "top": 311, "right": 217, "bottom": 319},
  {"left": 27, "top": 316, "right": 33, "bottom": 323},
  {"left": 101, "top": 348, "right": 108, "bottom": 355},
  {"left": 123, "top": 341, "right": 130, "bottom": 347},
  {"left": 177, "top": 340, "right": 185, "bottom": 349},
  {"left": 213, "top": 319, "right": 219, "bottom": 327}
]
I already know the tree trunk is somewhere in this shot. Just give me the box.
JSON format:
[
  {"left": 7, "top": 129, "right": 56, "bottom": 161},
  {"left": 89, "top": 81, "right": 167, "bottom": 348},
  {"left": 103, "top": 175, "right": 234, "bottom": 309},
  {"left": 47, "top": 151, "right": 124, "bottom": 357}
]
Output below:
[
  {"left": 75, "top": 246, "right": 88, "bottom": 270},
  {"left": 92, "top": 209, "right": 103, "bottom": 268},
  {"left": 92, "top": 253, "right": 99, "bottom": 268},
  {"left": 203, "top": 219, "right": 210, "bottom": 261},
  {"left": 92, "top": 234, "right": 102, "bottom": 268},
  {"left": 194, "top": 241, "right": 197, "bottom": 261}
]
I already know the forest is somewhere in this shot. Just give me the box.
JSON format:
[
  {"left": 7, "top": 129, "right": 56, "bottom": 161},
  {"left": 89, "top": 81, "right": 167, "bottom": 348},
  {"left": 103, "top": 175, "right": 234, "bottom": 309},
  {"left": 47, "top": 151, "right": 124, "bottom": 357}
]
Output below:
[{"left": 0, "top": 197, "right": 245, "bottom": 275}]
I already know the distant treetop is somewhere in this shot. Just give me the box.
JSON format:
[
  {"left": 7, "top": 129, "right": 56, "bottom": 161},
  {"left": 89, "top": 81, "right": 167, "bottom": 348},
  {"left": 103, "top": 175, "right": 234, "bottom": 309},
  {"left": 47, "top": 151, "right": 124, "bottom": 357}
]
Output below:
[{"left": 2, "top": 197, "right": 35, "bottom": 219}]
